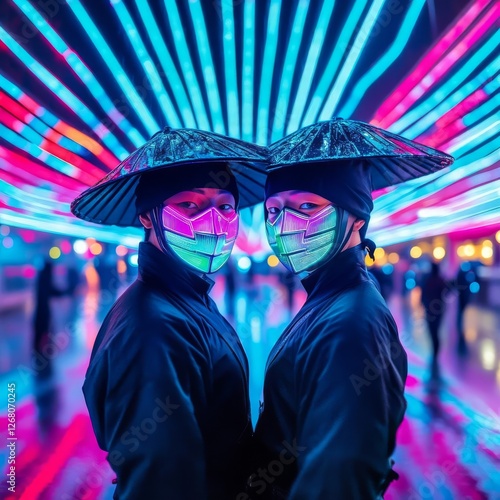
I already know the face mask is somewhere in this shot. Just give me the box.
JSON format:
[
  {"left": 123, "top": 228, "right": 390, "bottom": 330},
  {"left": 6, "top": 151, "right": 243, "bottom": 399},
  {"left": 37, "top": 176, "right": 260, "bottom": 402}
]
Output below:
[
  {"left": 266, "top": 205, "right": 345, "bottom": 274},
  {"left": 161, "top": 205, "right": 239, "bottom": 273}
]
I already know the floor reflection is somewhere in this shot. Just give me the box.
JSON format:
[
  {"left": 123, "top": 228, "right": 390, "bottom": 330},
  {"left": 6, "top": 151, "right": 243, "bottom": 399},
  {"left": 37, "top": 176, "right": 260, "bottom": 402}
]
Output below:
[{"left": 0, "top": 276, "right": 499, "bottom": 499}]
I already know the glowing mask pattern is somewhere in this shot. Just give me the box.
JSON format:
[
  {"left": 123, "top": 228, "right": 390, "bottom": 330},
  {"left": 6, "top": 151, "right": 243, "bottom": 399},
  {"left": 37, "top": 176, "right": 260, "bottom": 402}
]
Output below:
[
  {"left": 266, "top": 205, "right": 338, "bottom": 274},
  {"left": 162, "top": 205, "right": 239, "bottom": 273}
]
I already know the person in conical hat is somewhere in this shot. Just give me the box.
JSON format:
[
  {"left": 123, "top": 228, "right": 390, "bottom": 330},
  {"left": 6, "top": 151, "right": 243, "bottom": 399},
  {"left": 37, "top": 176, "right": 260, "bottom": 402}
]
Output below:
[
  {"left": 73, "top": 127, "right": 267, "bottom": 499},
  {"left": 251, "top": 119, "right": 453, "bottom": 499}
]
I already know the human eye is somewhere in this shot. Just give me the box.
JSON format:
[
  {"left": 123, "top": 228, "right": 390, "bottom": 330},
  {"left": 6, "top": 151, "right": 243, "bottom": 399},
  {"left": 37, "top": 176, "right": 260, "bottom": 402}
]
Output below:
[
  {"left": 219, "top": 203, "right": 235, "bottom": 211},
  {"left": 299, "top": 202, "right": 319, "bottom": 210},
  {"left": 177, "top": 201, "right": 198, "bottom": 209},
  {"left": 267, "top": 207, "right": 280, "bottom": 215}
]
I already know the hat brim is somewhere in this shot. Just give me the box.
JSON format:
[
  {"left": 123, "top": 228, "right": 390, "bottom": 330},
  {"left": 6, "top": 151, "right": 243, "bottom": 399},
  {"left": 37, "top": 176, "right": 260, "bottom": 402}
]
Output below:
[
  {"left": 71, "top": 127, "right": 268, "bottom": 227},
  {"left": 71, "top": 159, "right": 267, "bottom": 227},
  {"left": 268, "top": 119, "right": 454, "bottom": 190}
]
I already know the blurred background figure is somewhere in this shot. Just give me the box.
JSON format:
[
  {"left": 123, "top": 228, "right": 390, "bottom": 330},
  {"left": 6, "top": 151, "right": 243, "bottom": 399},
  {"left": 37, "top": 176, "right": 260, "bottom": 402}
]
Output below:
[
  {"left": 454, "top": 261, "right": 480, "bottom": 356},
  {"left": 32, "top": 259, "right": 66, "bottom": 377},
  {"left": 421, "top": 262, "right": 449, "bottom": 380},
  {"left": 224, "top": 257, "right": 237, "bottom": 324},
  {"left": 279, "top": 269, "right": 296, "bottom": 320}
]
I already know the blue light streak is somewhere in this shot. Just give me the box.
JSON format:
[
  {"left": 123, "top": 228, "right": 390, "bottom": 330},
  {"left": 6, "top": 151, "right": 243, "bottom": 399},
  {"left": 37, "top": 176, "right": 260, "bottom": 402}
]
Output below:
[
  {"left": 163, "top": 0, "right": 210, "bottom": 131},
  {"left": 271, "top": 0, "right": 310, "bottom": 142},
  {"left": 319, "top": 0, "right": 386, "bottom": 120},
  {"left": 339, "top": 0, "right": 426, "bottom": 118},
  {"left": 187, "top": 0, "right": 226, "bottom": 134},
  {"left": 256, "top": 0, "right": 282, "bottom": 145},
  {"left": 221, "top": 0, "right": 240, "bottom": 138},
  {"left": 302, "top": 0, "right": 367, "bottom": 127}
]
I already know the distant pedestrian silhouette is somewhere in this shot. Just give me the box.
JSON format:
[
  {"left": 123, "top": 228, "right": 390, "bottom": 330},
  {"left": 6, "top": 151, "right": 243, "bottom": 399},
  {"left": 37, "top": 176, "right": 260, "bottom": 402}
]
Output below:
[
  {"left": 421, "top": 263, "right": 449, "bottom": 379},
  {"left": 455, "top": 262, "right": 475, "bottom": 355},
  {"left": 33, "top": 260, "right": 65, "bottom": 376}
]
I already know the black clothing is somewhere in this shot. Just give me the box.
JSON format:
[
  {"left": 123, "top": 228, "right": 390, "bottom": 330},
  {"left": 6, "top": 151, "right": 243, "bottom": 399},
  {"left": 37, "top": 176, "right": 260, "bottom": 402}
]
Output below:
[
  {"left": 421, "top": 272, "right": 448, "bottom": 360},
  {"left": 254, "top": 245, "right": 407, "bottom": 499},
  {"left": 83, "top": 242, "right": 252, "bottom": 499}
]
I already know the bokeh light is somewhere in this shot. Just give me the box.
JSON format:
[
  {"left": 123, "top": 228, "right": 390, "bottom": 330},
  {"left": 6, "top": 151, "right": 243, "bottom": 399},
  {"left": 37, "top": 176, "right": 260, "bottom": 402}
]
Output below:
[
  {"left": 2, "top": 237, "right": 14, "bottom": 249},
  {"left": 73, "top": 240, "right": 88, "bottom": 254},
  {"left": 481, "top": 246, "right": 493, "bottom": 259},
  {"left": 267, "top": 255, "right": 279, "bottom": 268},
  {"left": 49, "top": 246, "right": 61, "bottom": 259},
  {"left": 410, "top": 246, "right": 422, "bottom": 259},
  {"left": 116, "top": 245, "right": 128, "bottom": 257},
  {"left": 388, "top": 252, "right": 400, "bottom": 264},
  {"left": 433, "top": 247, "right": 446, "bottom": 260},
  {"left": 89, "top": 242, "right": 103, "bottom": 256},
  {"left": 237, "top": 256, "right": 252, "bottom": 272}
]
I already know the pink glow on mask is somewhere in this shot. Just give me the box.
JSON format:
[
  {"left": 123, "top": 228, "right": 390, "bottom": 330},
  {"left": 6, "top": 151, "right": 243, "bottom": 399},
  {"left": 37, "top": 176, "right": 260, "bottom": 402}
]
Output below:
[{"left": 162, "top": 205, "right": 238, "bottom": 240}]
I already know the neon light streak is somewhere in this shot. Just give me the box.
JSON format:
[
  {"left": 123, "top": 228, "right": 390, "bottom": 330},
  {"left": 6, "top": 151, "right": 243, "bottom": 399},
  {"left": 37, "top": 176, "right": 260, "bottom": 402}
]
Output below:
[
  {"left": 241, "top": 0, "right": 256, "bottom": 142},
  {"left": 339, "top": 0, "right": 426, "bottom": 118},
  {"left": 221, "top": 0, "right": 240, "bottom": 138},
  {"left": 134, "top": 0, "right": 196, "bottom": 128},
  {"left": 463, "top": 78, "right": 500, "bottom": 126},
  {"left": 0, "top": 74, "right": 118, "bottom": 166},
  {"left": 0, "top": 89, "right": 113, "bottom": 169},
  {"left": 403, "top": 60, "right": 500, "bottom": 139},
  {"left": 0, "top": 180, "right": 68, "bottom": 212},
  {"left": 0, "top": 107, "right": 105, "bottom": 183},
  {"left": 302, "top": 0, "right": 367, "bottom": 127},
  {"left": 187, "top": 0, "right": 225, "bottom": 134},
  {"left": 163, "top": 0, "right": 210, "bottom": 131},
  {"left": 66, "top": 0, "right": 160, "bottom": 136},
  {"left": 0, "top": 211, "right": 142, "bottom": 247},
  {"left": 256, "top": 0, "right": 282, "bottom": 145},
  {"left": 286, "top": 0, "right": 336, "bottom": 135},
  {"left": 373, "top": 146, "right": 500, "bottom": 216},
  {"left": 0, "top": 122, "right": 83, "bottom": 181},
  {"left": 0, "top": 146, "right": 84, "bottom": 193},
  {"left": 271, "top": 0, "right": 310, "bottom": 143},
  {"left": 444, "top": 117, "right": 500, "bottom": 156},
  {"left": 392, "top": 32, "right": 500, "bottom": 135},
  {"left": 111, "top": 0, "right": 181, "bottom": 128},
  {"left": 319, "top": 0, "right": 386, "bottom": 120},
  {"left": 13, "top": 0, "right": 145, "bottom": 147},
  {"left": 0, "top": 26, "right": 127, "bottom": 156},
  {"left": 374, "top": 0, "right": 496, "bottom": 128}
]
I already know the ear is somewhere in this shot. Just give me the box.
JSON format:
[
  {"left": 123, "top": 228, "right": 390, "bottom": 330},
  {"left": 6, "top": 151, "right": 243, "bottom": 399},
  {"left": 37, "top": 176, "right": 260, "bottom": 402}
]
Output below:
[
  {"left": 353, "top": 219, "right": 365, "bottom": 232},
  {"left": 139, "top": 212, "right": 153, "bottom": 229}
]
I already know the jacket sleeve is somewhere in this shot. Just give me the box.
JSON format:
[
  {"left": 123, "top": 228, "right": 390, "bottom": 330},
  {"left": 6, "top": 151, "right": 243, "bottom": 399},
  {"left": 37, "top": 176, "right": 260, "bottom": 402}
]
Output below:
[
  {"left": 290, "top": 311, "right": 401, "bottom": 500},
  {"left": 84, "top": 316, "right": 211, "bottom": 499}
]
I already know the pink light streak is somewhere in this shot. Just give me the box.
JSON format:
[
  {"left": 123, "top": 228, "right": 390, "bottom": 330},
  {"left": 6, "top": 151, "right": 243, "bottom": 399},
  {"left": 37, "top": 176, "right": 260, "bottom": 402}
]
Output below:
[
  {"left": 372, "top": 0, "right": 495, "bottom": 128},
  {"left": 416, "top": 89, "right": 488, "bottom": 148}
]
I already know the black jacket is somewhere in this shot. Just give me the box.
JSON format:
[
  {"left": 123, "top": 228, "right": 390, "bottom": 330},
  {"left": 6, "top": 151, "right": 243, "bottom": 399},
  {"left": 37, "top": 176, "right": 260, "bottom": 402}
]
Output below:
[
  {"left": 253, "top": 245, "right": 407, "bottom": 499},
  {"left": 83, "top": 242, "right": 252, "bottom": 499}
]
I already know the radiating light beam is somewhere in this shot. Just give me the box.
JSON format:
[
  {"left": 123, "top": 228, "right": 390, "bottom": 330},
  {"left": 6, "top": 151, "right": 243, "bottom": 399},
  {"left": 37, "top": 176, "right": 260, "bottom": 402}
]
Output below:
[
  {"left": 319, "top": 0, "right": 386, "bottom": 120},
  {"left": 271, "top": 0, "right": 310, "bottom": 142},
  {"left": 256, "top": 0, "right": 282, "bottom": 145}
]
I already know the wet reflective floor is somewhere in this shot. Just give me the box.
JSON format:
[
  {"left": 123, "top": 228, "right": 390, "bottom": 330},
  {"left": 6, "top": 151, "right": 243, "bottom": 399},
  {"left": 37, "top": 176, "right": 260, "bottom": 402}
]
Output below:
[{"left": 1, "top": 275, "right": 499, "bottom": 499}]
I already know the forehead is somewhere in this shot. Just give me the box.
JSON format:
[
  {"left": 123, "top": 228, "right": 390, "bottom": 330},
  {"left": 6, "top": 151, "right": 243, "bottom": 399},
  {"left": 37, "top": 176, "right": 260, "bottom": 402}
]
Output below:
[
  {"left": 266, "top": 190, "right": 330, "bottom": 201},
  {"left": 168, "top": 188, "right": 234, "bottom": 197}
]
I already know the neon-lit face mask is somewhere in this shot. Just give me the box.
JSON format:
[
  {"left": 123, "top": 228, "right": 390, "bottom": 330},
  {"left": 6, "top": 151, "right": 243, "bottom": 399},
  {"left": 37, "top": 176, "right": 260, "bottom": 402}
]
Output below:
[
  {"left": 162, "top": 205, "right": 239, "bottom": 274},
  {"left": 266, "top": 205, "right": 340, "bottom": 274}
]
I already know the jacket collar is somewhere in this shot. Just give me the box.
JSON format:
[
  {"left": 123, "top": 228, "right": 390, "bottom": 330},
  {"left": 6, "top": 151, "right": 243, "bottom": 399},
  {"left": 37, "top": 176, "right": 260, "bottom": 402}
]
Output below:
[
  {"left": 301, "top": 244, "right": 370, "bottom": 299},
  {"left": 138, "top": 242, "right": 214, "bottom": 300}
]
